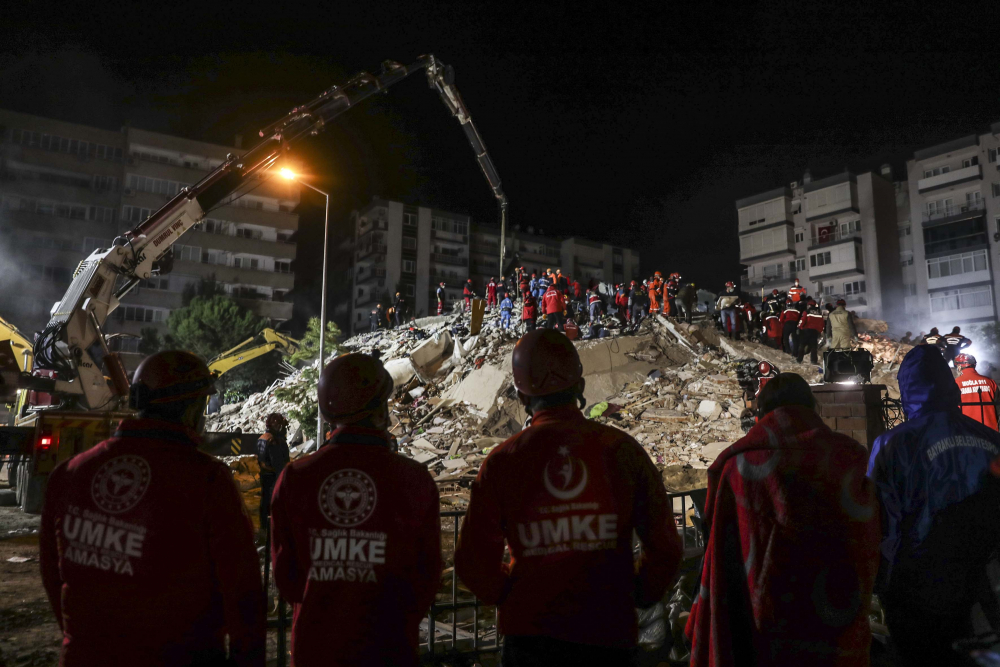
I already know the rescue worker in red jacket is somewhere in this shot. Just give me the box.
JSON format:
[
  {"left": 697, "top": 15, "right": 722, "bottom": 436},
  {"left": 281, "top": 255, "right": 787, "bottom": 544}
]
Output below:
[
  {"left": 956, "top": 354, "right": 999, "bottom": 431},
  {"left": 437, "top": 281, "right": 446, "bottom": 315},
  {"left": 522, "top": 293, "right": 539, "bottom": 333},
  {"left": 763, "top": 296, "right": 782, "bottom": 349},
  {"left": 795, "top": 298, "right": 826, "bottom": 364},
  {"left": 40, "top": 351, "right": 265, "bottom": 667},
  {"left": 463, "top": 279, "right": 475, "bottom": 312},
  {"left": 486, "top": 277, "right": 498, "bottom": 311},
  {"left": 258, "top": 412, "right": 290, "bottom": 532},
  {"left": 541, "top": 283, "right": 567, "bottom": 331},
  {"left": 788, "top": 277, "right": 807, "bottom": 304},
  {"left": 270, "top": 354, "right": 441, "bottom": 667},
  {"left": 778, "top": 298, "right": 801, "bottom": 355},
  {"left": 519, "top": 273, "right": 530, "bottom": 300},
  {"left": 648, "top": 273, "right": 662, "bottom": 315},
  {"left": 455, "top": 330, "right": 682, "bottom": 665}
]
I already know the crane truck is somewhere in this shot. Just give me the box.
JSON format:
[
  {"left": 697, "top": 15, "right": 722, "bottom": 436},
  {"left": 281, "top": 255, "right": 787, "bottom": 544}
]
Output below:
[{"left": 0, "top": 55, "right": 508, "bottom": 513}]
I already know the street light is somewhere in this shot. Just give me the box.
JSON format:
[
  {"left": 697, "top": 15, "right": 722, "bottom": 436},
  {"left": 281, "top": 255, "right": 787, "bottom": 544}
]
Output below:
[{"left": 280, "top": 168, "right": 330, "bottom": 444}]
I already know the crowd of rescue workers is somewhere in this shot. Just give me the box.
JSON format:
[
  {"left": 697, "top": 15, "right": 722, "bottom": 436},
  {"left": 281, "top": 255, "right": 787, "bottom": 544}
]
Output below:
[{"left": 28, "top": 265, "right": 1000, "bottom": 666}]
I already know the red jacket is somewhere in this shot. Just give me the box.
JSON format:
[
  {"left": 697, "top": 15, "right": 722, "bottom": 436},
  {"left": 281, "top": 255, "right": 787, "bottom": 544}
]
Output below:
[
  {"left": 522, "top": 296, "right": 538, "bottom": 321},
  {"left": 542, "top": 287, "right": 566, "bottom": 315},
  {"left": 686, "top": 407, "right": 879, "bottom": 666},
  {"left": 464, "top": 283, "right": 474, "bottom": 298},
  {"left": 573, "top": 281, "right": 582, "bottom": 298},
  {"left": 455, "top": 405, "right": 682, "bottom": 648},
  {"left": 798, "top": 310, "right": 825, "bottom": 333},
  {"left": 271, "top": 427, "right": 441, "bottom": 666},
  {"left": 789, "top": 285, "right": 807, "bottom": 302},
  {"left": 486, "top": 282, "right": 497, "bottom": 300},
  {"left": 40, "top": 418, "right": 265, "bottom": 667},
  {"left": 779, "top": 308, "right": 801, "bottom": 325},
  {"left": 957, "top": 368, "right": 1000, "bottom": 431},
  {"left": 764, "top": 315, "right": 782, "bottom": 339}
]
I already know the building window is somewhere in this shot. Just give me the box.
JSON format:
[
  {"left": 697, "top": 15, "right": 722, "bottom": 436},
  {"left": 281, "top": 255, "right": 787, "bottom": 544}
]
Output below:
[
  {"left": 402, "top": 237, "right": 417, "bottom": 250},
  {"left": 795, "top": 258, "right": 806, "bottom": 271},
  {"left": 993, "top": 183, "right": 1000, "bottom": 198},
  {"left": 275, "top": 260, "right": 291, "bottom": 274},
  {"left": 930, "top": 285, "right": 992, "bottom": 312},
  {"left": 927, "top": 249, "right": 988, "bottom": 279},
  {"left": 175, "top": 244, "right": 202, "bottom": 263},
  {"left": 967, "top": 191, "right": 983, "bottom": 206},
  {"left": 923, "top": 165, "right": 952, "bottom": 178},
  {"left": 839, "top": 219, "right": 861, "bottom": 236},
  {"left": 403, "top": 212, "right": 418, "bottom": 227},
  {"left": 809, "top": 251, "right": 832, "bottom": 267},
  {"left": 844, "top": 281, "right": 866, "bottom": 295},
  {"left": 990, "top": 148, "right": 998, "bottom": 164},
  {"left": 122, "top": 205, "right": 153, "bottom": 224},
  {"left": 9, "top": 128, "right": 122, "bottom": 161},
  {"left": 140, "top": 277, "right": 170, "bottom": 290},
  {"left": 117, "top": 306, "right": 166, "bottom": 323},
  {"left": 127, "top": 174, "right": 188, "bottom": 197},
  {"left": 824, "top": 285, "right": 835, "bottom": 295},
  {"left": 402, "top": 260, "right": 415, "bottom": 273},
  {"left": 963, "top": 156, "right": 979, "bottom": 168},
  {"left": 905, "top": 284, "right": 918, "bottom": 296},
  {"left": 898, "top": 225, "right": 911, "bottom": 237},
  {"left": 794, "top": 231, "right": 804, "bottom": 243},
  {"left": 405, "top": 284, "right": 415, "bottom": 297},
  {"left": 926, "top": 198, "right": 954, "bottom": 216},
  {"left": 900, "top": 255, "right": 914, "bottom": 267}
]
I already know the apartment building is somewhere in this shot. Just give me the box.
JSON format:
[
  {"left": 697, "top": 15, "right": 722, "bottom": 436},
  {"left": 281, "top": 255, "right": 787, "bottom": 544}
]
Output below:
[
  {"left": 350, "top": 198, "right": 470, "bottom": 333},
  {"left": 737, "top": 168, "right": 904, "bottom": 323},
  {"left": 904, "top": 125, "right": 1000, "bottom": 329},
  {"left": 470, "top": 222, "right": 641, "bottom": 290},
  {"left": 0, "top": 110, "right": 299, "bottom": 367}
]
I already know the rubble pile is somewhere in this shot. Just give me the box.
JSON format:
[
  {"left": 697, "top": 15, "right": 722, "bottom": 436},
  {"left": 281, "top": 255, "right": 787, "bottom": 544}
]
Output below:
[{"left": 210, "top": 303, "right": 914, "bottom": 505}]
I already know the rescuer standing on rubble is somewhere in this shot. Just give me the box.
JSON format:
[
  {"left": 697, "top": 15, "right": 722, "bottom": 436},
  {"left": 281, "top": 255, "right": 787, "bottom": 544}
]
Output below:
[
  {"left": 270, "top": 353, "right": 441, "bottom": 666},
  {"left": 677, "top": 281, "right": 696, "bottom": 324},
  {"left": 716, "top": 282, "right": 742, "bottom": 340},
  {"left": 393, "top": 292, "right": 406, "bottom": 327},
  {"left": 868, "top": 345, "right": 1000, "bottom": 664},
  {"left": 521, "top": 292, "right": 538, "bottom": 333},
  {"left": 955, "top": 354, "right": 999, "bottom": 431},
  {"left": 464, "top": 279, "right": 475, "bottom": 312},
  {"left": 788, "top": 277, "right": 806, "bottom": 304},
  {"left": 828, "top": 299, "right": 857, "bottom": 349},
  {"left": 941, "top": 326, "right": 972, "bottom": 367},
  {"left": 437, "top": 282, "right": 446, "bottom": 315},
  {"left": 795, "top": 298, "right": 825, "bottom": 364},
  {"left": 257, "top": 412, "right": 290, "bottom": 532},
  {"left": 541, "top": 282, "right": 567, "bottom": 331},
  {"left": 40, "top": 351, "right": 266, "bottom": 666},
  {"left": 778, "top": 298, "right": 801, "bottom": 354},
  {"left": 455, "top": 330, "right": 682, "bottom": 665},
  {"left": 486, "top": 277, "right": 498, "bottom": 311},
  {"left": 500, "top": 293, "right": 514, "bottom": 330},
  {"left": 629, "top": 280, "right": 647, "bottom": 330}
]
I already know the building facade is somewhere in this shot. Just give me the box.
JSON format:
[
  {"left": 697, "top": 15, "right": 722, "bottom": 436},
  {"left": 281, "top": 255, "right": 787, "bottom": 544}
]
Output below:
[
  {"left": 0, "top": 109, "right": 299, "bottom": 367},
  {"left": 350, "top": 198, "right": 471, "bottom": 333},
  {"left": 737, "top": 168, "right": 904, "bottom": 323},
  {"left": 904, "top": 126, "right": 1000, "bottom": 330}
]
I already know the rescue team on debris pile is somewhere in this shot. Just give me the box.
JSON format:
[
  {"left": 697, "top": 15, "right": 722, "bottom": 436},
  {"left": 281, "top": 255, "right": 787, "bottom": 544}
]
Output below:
[{"left": 36, "top": 308, "right": 1000, "bottom": 663}]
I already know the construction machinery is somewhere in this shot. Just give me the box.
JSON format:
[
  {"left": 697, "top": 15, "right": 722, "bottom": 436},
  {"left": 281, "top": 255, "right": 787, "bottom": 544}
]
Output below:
[
  {"left": 0, "top": 55, "right": 507, "bottom": 513},
  {"left": 207, "top": 328, "right": 299, "bottom": 378}
]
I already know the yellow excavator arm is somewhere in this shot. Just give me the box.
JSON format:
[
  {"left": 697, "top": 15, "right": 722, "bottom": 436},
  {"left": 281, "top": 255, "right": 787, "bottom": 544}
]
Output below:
[
  {"left": 207, "top": 328, "right": 300, "bottom": 377},
  {"left": 0, "top": 315, "right": 34, "bottom": 372}
]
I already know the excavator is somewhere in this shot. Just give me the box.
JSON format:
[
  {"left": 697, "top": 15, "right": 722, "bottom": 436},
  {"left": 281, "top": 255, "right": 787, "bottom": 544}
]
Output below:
[
  {"left": 0, "top": 314, "right": 34, "bottom": 373},
  {"left": 0, "top": 55, "right": 507, "bottom": 513},
  {"left": 207, "top": 328, "right": 299, "bottom": 378}
]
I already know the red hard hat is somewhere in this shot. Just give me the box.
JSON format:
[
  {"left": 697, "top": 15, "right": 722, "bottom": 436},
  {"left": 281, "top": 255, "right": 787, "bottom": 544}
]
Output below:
[
  {"left": 512, "top": 329, "right": 583, "bottom": 397},
  {"left": 836, "top": 299, "right": 847, "bottom": 306},
  {"left": 758, "top": 360, "right": 773, "bottom": 376},
  {"left": 772, "top": 289, "right": 779, "bottom": 295},
  {"left": 955, "top": 353, "right": 977, "bottom": 370},
  {"left": 265, "top": 413, "right": 288, "bottom": 431},
  {"left": 725, "top": 281, "right": 735, "bottom": 288},
  {"left": 130, "top": 350, "right": 216, "bottom": 409},
  {"left": 440, "top": 282, "right": 446, "bottom": 287},
  {"left": 318, "top": 353, "right": 393, "bottom": 425}
]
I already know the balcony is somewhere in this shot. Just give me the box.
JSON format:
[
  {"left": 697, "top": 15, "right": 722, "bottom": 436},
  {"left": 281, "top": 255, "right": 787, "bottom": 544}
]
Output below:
[
  {"left": 355, "top": 292, "right": 383, "bottom": 308},
  {"left": 809, "top": 227, "right": 862, "bottom": 249},
  {"left": 431, "top": 253, "right": 469, "bottom": 267},
  {"left": 741, "top": 270, "right": 798, "bottom": 291},
  {"left": 356, "top": 243, "right": 387, "bottom": 260},
  {"left": 917, "top": 164, "right": 982, "bottom": 193},
  {"left": 432, "top": 229, "right": 468, "bottom": 243},
  {"left": 472, "top": 242, "right": 500, "bottom": 255},
  {"left": 921, "top": 199, "right": 986, "bottom": 226}
]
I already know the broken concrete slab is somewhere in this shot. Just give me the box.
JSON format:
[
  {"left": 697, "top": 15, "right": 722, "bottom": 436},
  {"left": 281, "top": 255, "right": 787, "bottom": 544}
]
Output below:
[
  {"left": 697, "top": 400, "right": 722, "bottom": 421},
  {"left": 641, "top": 408, "right": 691, "bottom": 424},
  {"left": 384, "top": 358, "right": 417, "bottom": 388},
  {"left": 443, "top": 363, "right": 509, "bottom": 412},
  {"left": 700, "top": 441, "right": 731, "bottom": 461},
  {"left": 409, "top": 331, "right": 454, "bottom": 380}
]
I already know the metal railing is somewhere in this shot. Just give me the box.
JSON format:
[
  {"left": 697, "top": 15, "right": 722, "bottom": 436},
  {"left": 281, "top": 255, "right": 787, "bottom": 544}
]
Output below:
[
  {"left": 810, "top": 228, "right": 861, "bottom": 247},
  {"left": 922, "top": 199, "right": 986, "bottom": 223},
  {"left": 882, "top": 394, "right": 999, "bottom": 431},
  {"left": 260, "top": 493, "right": 709, "bottom": 666}
]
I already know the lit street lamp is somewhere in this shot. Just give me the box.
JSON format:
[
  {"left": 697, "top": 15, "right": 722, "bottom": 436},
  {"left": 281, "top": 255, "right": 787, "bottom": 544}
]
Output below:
[{"left": 280, "top": 168, "right": 330, "bottom": 444}]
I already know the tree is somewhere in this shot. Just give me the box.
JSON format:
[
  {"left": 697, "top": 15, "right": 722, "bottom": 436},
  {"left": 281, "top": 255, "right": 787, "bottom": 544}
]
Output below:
[
  {"left": 166, "top": 294, "right": 269, "bottom": 361},
  {"left": 137, "top": 327, "right": 164, "bottom": 356},
  {"left": 289, "top": 317, "right": 342, "bottom": 366}
]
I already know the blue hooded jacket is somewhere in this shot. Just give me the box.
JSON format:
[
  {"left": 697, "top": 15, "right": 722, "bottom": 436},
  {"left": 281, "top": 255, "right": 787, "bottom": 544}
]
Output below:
[{"left": 868, "top": 344, "right": 1000, "bottom": 612}]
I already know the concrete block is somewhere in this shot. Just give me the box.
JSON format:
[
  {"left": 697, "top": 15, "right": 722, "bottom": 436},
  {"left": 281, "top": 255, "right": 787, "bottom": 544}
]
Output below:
[
  {"left": 838, "top": 417, "right": 867, "bottom": 431},
  {"left": 822, "top": 416, "right": 838, "bottom": 430},
  {"left": 409, "top": 331, "right": 454, "bottom": 379},
  {"left": 823, "top": 404, "right": 852, "bottom": 418},
  {"left": 835, "top": 391, "right": 864, "bottom": 404},
  {"left": 443, "top": 363, "right": 508, "bottom": 412},
  {"left": 851, "top": 404, "right": 868, "bottom": 417}
]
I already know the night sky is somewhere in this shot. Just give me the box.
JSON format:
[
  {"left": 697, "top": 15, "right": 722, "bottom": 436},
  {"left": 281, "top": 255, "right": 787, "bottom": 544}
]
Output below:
[{"left": 3, "top": 2, "right": 1000, "bottom": 323}]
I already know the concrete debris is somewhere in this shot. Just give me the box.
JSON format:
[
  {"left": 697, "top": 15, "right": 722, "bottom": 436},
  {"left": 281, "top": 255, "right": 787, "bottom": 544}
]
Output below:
[{"left": 209, "top": 303, "right": 911, "bottom": 508}]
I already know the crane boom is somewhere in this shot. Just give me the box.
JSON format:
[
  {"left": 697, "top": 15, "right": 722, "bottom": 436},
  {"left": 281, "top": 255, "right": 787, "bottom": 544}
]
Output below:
[
  {"left": 24, "top": 55, "right": 507, "bottom": 411},
  {"left": 207, "top": 329, "right": 300, "bottom": 377}
]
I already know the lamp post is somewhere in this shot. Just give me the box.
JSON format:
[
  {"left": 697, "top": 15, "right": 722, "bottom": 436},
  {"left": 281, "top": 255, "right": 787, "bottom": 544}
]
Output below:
[{"left": 281, "top": 168, "right": 330, "bottom": 444}]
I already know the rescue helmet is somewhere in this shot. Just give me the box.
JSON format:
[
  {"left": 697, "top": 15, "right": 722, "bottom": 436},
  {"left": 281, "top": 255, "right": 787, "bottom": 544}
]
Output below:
[
  {"left": 512, "top": 329, "right": 583, "bottom": 397},
  {"left": 807, "top": 298, "right": 816, "bottom": 306},
  {"left": 440, "top": 282, "right": 446, "bottom": 287},
  {"left": 318, "top": 353, "right": 393, "bottom": 425},
  {"left": 490, "top": 276, "right": 495, "bottom": 281},
  {"left": 772, "top": 289, "right": 779, "bottom": 296},
  {"left": 930, "top": 327, "right": 940, "bottom": 335},
  {"left": 758, "top": 360, "right": 774, "bottom": 376},
  {"left": 654, "top": 271, "right": 662, "bottom": 277},
  {"left": 265, "top": 413, "right": 288, "bottom": 432},
  {"left": 130, "top": 350, "right": 216, "bottom": 410},
  {"left": 794, "top": 278, "right": 801, "bottom": 285},
  {"left": 531, "top": 273, "right": 536, "bottom": 278},
  {"left": 395, "top": 292, "right": 400, "bottom": 297},
  {"left": 630, "top": 280, "right": 636, "bottom": 286},
  {"left": 836, "top": 299, "right": 847, "bottom": 306},
  {"left": 955, "top": 353, "right": 977, "bottom": 370},
  {"left": 467, "top": 278, "right": 472, "bottom": 283},
  {"left": 725, "top": 281, "right": 735, "bottom": 289},
  {"left": 556, "top": 269, "right": 562, "bottom": 274},
  {"left": 952, "top": 326, "right": 962, "bottom": 334}
]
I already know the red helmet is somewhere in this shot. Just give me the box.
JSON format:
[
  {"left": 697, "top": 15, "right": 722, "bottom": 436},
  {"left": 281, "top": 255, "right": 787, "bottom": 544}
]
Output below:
[
  {"left": 771, "top": 289, "right": 779, "bottom": 296},
  {"left": 130, "top": 350, "right": 216, "bottom": 409},
  {"left": 654, "top": 271, "right": 662, "bottom": 277},
  {"left": 512, "top": 329, "right": 583, "bottom": 397},
  {"left": 265, "top": 413, "right": 288, "bottom": 432},
  {"left": 758, "top": 360, "right": 774, "bottom": 376},
  {"left": 955, "top": 354, "right": 977, "bottom": 370},
  {"left": 725, "top": 281, "right": 735, "bottom": 289},
  {"left": 439, "top": 282, "right": 446, "bottom": 287},
  {"left": 630, "top": 280, "right": 636, "bottom": 286},
  {"left": 836, "top": 299, "right": 846, "bottom": 306},
  {"left": 318, "top": 353, "right": 393, "bottom": 425}
]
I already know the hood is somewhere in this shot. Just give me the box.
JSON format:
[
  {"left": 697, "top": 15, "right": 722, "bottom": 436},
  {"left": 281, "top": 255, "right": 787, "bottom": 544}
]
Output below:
[{"left": 898, "top": 344, "right": 960, "bottom": 420}]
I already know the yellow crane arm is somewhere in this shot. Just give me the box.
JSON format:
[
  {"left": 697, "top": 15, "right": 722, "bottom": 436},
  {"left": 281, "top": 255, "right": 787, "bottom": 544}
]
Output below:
[
  {"left": 0, "top": 315, "right": 34, "bottom": 372},
  {"left": 207, "top": 328, "right": 300, "bottom": 377}
]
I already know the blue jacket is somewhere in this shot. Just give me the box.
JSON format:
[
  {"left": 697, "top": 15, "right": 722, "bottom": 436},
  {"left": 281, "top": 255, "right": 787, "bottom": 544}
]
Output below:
[
  {"left": 868, "top": 344, "right": 1000, "bottom": 612},
  {"left": 499, "top": 297, "right": 513, "bottom": 312}
]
